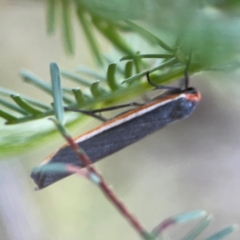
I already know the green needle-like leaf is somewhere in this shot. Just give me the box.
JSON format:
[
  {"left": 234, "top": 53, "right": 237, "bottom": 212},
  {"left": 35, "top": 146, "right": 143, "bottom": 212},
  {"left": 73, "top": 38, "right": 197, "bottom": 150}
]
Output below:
[
  {"left": 122, "top": 58, "right": 177, "bottom": 84},
  {"left": 126, "top": 21, "right": 174, "bottom": 53},
  {"left": 173, "top": 210, "right": 207, "bottom": 224},
  {"left": 152, "top": 210, "right": 207, "bottom": 237},
  {"left": 0, "top": 98, "right": 28, "bottom": 115},
  {"left": 20, "top": 70, "right": 73, "bottom": 104},
  {"left": 76, "top": 7, "right": 103, "bottom": 66},
  {"left": 121, "top": 54, "right": 174, "bottom": 60},
  {"left": 0, "top": 87, "right": 51, "bottom": 110},
  {"left": 90, "top": 81, "right": 106, "bottom": 98},
  {"left": 61, "top": 0, "right": 74, "bottom": 54},
  {"left": 124, "top": 61, "right": 133, "bottom": 79},
  {"left": 0, "top": 109, "right": 17, "bottom": 123},
  {"left": 32, "top": 163, "right": 68, "bottom": 176},
  {"left": 50, "top": 62, "right": 64, "bottom": 124},
  {"left": 107, "top": 63, "right": 118, "bottom": 91},
  {"left": 205, "top": 225, "right": 239, "bottom": 240},
  {"left": 20, "top": 69, "right": 53, "bottom": 93},
  {"left": 181, "top": 215, "right": 213, "bottom": 240},
  {"left": 72, "top": 88, "right": 85, "bottom": 105},
  {"left": 92, "top": 16, "right": 134, "bottom": 56},
  {"left": 61, "top": 70, "right": 92, "bottom": 86},
  {"left": 103, "top": 55, "right": 125, "bottom": 74},
  {"left": 11, "top": 95, "right": 42, "bottom": 116},
  {"left": 77, "top": 66, "right": 106, "bottom": 80}
]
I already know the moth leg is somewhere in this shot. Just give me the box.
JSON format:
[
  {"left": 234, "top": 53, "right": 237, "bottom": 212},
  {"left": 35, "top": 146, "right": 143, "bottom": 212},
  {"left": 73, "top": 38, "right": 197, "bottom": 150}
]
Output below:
[
  {"left": 179, "top": 53, "right": 192, "bottom": 90},
  {"left": 86, "top": 102, "right": 143, "bottom": 113},
  {"left": 64, "top": 102, "right": 143, "bottom": 122},
  {"left": 146, "top": 72, "right": 179, "bottom": 91},
  {"left": 183, "top": 53, "right": 191, "bottom": 89},
  {"left": 64, "top": 107, "right": 108, "bottom": 122}
]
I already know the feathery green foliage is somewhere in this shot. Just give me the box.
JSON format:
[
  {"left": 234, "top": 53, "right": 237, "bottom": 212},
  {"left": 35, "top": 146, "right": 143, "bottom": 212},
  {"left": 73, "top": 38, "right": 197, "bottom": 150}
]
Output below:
[{"left": 1, "top": 1, "right": 240, "bottom": 162}]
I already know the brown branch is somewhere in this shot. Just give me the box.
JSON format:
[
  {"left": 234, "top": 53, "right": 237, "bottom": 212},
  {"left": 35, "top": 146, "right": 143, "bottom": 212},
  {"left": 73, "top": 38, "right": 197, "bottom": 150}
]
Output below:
[{"left": 60, "top": 128, "right": 150, "bottom": 239}]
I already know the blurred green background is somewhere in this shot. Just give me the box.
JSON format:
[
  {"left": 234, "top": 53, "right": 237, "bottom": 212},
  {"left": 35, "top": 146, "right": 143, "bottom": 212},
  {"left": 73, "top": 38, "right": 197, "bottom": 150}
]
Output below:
[{"left": 1, "top": 0, "right": 240, "bottom": 239}]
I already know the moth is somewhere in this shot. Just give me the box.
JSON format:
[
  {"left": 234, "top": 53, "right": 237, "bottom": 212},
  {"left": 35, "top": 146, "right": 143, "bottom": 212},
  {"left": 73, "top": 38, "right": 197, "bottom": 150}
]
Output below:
[{"left": 31, "top": 72, "right": 201, "bottom": 189}]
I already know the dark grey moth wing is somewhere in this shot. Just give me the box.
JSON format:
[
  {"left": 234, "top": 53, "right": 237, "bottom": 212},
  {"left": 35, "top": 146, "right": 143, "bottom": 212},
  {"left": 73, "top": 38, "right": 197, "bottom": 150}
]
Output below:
[{"left": 31, "top": 93, "right": 200, "bottom": 189}]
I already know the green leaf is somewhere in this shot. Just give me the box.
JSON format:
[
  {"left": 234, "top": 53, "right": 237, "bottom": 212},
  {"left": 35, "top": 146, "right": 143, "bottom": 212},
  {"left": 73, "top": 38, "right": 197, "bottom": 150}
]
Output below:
[
  {"left": 0, "top": 87, "right": 51, "bottom": 110},
  {"left": 92, "top": 16, "right": 134, "bottom": 56},
  {"left": 126, "top": 21, "right": 174, "bottom": 52},
  {"left": 205, "top": 225, "right": 239, "bottom": 240},
  {"left": 124, "top": 61, "right": 133, "bottom": 79},
  {"left": 90, "top": 81, "right": 106, "bottom": 98},
  {"left": 72, "top": 88, "right": 85, "bottom": 105},
  {"left": 0, "top": 97, "right": 28, "bottom": 115},
  {"left": 173, "top": 210, "right": 207, "bottom": 224},
  {"left": 0, "top": 109, "right": 17, "bottom": 123},
  {"left": 20, "top": 70, "right": 74, "bottom": 104},
  {"left": 76, "top": 7, "right": 103, "bottom": 66},
  {"left": 182, "top": 215, "right": 213, "bottom": 240},
  {"left": 50, "top": 62, "right": 64, "bottom": 124},
  {"left": 11, "top": 95, "right": 42, "bottom": 116},
  {"left": 103, "top": 55, "right": 125, "bottom": 74},
  {"left": 152, "top": 210, "right": 207, "bottom": 237},
  {"left": 32, "top": 163, "right": 68, "bottom": 175},
  {"left": 77, "top": 66, "right": 106, "bottom": 80},
  {"left": 20, "top": 69, "right": 53, "bottom": 94},
  {"left": 61, "top": 70, "right": 92, "bottom": 86},
  {"left": 61, "top": 0, "right": 74, "bottom": 54},
  {"left": 107, "top": 63, "right": 118, "bottom": 91},
  {"left": 122, "top": 58, "right": 177, "bottom": 84},
  {"left": 121, "top": 54, "right": 174, "bottom": 61}
]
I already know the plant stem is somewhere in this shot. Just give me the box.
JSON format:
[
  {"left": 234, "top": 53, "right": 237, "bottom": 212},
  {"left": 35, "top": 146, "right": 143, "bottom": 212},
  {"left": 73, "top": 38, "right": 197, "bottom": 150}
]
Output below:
[{"left": 52, "top": 119, "right": 150, "bottom": 239}]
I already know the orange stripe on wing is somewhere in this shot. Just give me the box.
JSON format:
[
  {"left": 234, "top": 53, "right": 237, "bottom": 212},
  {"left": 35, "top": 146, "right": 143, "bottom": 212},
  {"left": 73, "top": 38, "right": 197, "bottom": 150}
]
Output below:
[{"left": 73, "top": 93, "right": 183, "bottom": 141}]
